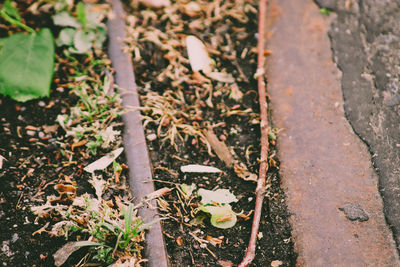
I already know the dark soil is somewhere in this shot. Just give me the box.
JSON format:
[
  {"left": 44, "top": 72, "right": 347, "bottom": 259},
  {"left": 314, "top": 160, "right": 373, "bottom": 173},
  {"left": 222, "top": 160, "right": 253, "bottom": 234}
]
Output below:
[
  {"left": 0, "top": 0, "right": 296, "bottom": 266},
  {"left": 124, "top": 0, "right": 297, "bottom": 266}
]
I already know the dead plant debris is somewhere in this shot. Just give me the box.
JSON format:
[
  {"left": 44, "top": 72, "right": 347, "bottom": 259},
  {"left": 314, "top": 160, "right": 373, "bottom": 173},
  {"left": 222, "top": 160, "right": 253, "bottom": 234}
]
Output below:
[{"left": 122, "top": 0, "right": 295, "bottom": 266}]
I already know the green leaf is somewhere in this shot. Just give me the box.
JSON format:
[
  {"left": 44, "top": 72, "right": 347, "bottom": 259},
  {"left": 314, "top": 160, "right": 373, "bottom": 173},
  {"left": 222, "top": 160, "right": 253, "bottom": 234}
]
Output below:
[
  {"left": 0, "top": 1, "right": 34, "bottom": 33},
  {"left": 198, "top": 188, "right": 238, "bottom": 205},
  {"left": 200, "top": 205, "right": 237, "bottom": 229},
  {"left": 320, "top": 8, "right": 331, "bottom": 15},
  {"left": 52, "top": 11, "right": 80, "bottom": 28},
  {"left": 73, "top": 240, "right": 105, "bottom": 247},
  {"left": 0, "top": 28, "right": 55, "bottom": 102},
  {"left": 3, "top": 0, "right": 21, "bottom": 21},
  {"left": 76, "top": 2, "right": 88, "bottom": 27},
  {"left": 55, "top": 28, "right": 75, "bottom": 47},
  {"left": 71, "top": 30, "right": 95, "bottom": 54}
]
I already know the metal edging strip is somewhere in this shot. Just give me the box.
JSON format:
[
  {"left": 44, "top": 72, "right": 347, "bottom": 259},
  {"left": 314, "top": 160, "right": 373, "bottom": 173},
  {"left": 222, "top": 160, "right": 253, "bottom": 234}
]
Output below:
[{"left": 107, "top": 0, "right": 169, "bottom": 266}]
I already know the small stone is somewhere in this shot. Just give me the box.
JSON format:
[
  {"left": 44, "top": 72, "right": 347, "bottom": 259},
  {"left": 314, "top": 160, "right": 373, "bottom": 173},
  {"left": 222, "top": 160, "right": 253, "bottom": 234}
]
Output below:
[
  {"left": 38, "top": 101, "right": 46, "bottom": 107},
  {"left": 339, "top": 203, "right": 369, "bottom": 222},
  {"left": 11, "top": 233, "right": 18, "bottom": 243},
  {"left": 38, "top": 132, "right": 45, "bottom": 138},
  {"left": 26, "top": 130, "right": 36, "bottom": 136},
  {"left": 146, "top": 133, "right": 157, "bottom": 141}
]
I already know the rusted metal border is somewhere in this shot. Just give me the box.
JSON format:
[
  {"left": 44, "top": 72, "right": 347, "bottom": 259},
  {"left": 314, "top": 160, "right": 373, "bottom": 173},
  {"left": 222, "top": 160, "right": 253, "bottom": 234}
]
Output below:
[{"left": 107, "top": 1, "right": 169, "bottom": 266}]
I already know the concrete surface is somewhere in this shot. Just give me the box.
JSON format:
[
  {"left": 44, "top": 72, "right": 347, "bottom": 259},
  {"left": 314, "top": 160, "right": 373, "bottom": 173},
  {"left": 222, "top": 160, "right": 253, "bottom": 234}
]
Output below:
[
  {"left": 266, "top": 0, "right": 399, "bottom": 265},
  {"left": 315, "top": 0, "right": 400, "bottom": 252}
]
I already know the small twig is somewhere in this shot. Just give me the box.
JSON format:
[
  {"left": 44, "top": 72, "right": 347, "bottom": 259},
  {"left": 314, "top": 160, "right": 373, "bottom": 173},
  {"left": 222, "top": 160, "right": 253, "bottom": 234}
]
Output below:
[{"left": 239, "top": 0, "right": 269, "bottom": 266}]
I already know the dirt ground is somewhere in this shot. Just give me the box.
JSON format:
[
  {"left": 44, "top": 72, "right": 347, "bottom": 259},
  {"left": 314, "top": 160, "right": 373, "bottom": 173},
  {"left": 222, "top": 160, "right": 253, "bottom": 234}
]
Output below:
[{"left": 0, "top": 0, "right": 296, "bottom": 266}]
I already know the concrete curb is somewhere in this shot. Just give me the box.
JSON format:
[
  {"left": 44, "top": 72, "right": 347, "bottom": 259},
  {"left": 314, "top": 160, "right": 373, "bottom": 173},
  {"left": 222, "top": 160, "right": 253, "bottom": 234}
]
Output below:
[
  {"left": 267, "top": 0, "right": 399, "bottom": 265},
  {"left": 107, "top": 1, "right": 169, "bottom": 266}
]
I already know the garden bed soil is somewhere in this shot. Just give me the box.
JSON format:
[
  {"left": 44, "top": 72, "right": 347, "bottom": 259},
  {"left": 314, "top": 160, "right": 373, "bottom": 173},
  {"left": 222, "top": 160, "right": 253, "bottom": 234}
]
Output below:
[{"left": 0, "top": 0, "right": 296, "bottom": 266}]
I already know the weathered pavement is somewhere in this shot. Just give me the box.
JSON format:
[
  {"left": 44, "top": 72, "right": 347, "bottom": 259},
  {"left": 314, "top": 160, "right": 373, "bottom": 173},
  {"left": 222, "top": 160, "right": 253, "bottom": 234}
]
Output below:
[
  {"left": 266, "top": 0, "right": 399, "bottom": 265},
  {"left": 316, "top": 0, "right": 400, "bottom": 253}
]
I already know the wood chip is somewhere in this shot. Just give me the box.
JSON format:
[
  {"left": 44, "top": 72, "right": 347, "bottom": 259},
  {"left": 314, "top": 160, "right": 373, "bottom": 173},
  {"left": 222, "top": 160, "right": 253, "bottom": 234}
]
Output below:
[{"left": 204, "top": 129, "right": 235, "bottom": 167}]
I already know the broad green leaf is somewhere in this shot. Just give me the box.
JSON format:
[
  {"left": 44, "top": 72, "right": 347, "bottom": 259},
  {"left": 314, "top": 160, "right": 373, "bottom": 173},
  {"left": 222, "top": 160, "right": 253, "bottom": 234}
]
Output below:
[
  {"left": 200, "top": 205, "right": 237, "bottom": 229},
  {"left": 55, "top": 28, "right": 75, "bottom": 47},
  {"left": 52, "top": 11, "right": 80, "bottom": 28},
  {"left": 198, "top": 188, "right": 238, "bottom": 205},
  {"left": 0, "top": 28, "right": 54, "bottom": 102}
]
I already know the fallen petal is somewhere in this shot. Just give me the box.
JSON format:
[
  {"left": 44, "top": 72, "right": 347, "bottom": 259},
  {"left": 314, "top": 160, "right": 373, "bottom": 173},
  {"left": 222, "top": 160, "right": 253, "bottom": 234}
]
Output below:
[
  {"left": 84, "top": 147, "right": 124, "bottom": 173},
  {"left": 206, "top": 72, "right": 235, "bottom": 83},
  {"left": 180, "top": 164, "right": 222, "bottom": 173},
  {"left": 186, "top": 35, "right": 213, "bottom": 73}
]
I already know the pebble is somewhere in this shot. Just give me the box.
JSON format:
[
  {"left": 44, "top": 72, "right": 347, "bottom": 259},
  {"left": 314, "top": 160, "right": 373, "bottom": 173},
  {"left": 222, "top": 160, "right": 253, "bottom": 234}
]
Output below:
[
  {"left": 146, "top": 133, "right": 157, "bottom": 141},
  {"left": 339, "top": 203, "right": 369, "bottom": 222},
  {"left": 2, "top": 240, "right": 13, "bottom": 257},
  {"left": 38, "top": 101, "right": 46, "bottom": 107},
  {"left": 11, "top": 233, "right": 19, "bottom": 243},
  {"left": 38, "top": 132, "right": 45, "bottom": 138},
  {"left": 26, "top": 130, "right": 36, "bottom": 136}
]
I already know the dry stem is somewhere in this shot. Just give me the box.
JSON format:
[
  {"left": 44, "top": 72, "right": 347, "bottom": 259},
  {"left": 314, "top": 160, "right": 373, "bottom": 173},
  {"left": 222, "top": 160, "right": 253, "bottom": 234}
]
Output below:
[{"left": 239, "top": 0, "right": 269, "bottom": 266}]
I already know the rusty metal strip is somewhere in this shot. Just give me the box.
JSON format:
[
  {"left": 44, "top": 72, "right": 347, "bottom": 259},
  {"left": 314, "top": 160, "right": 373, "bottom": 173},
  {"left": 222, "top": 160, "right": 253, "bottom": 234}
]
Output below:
[
  {"left": 267, "top": 0, "right": 399, "bottom": 265},
  {"left": 107, "top": 1, "right": 169, "bottom": 266}
]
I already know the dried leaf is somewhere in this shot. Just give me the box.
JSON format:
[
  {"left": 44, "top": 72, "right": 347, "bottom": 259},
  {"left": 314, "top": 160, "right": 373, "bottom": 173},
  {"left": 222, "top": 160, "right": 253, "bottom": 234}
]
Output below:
[
  {"left": 186, "top": 35, "right": 212, "bottom": 73},
  {"left": 218, "top": 260, "right": 233, "bottom": 267},
  {"left": 54, "top": 184, "right": 77, "bottom": 195},
  {"left": 206, "top": 235, "right": 223, "bottom": 246},
  {"left": 176, "top": 236, "right": 183, "bottom": 246},
  {"left": 139, "top": 0, "right": 171, "bottom": 8},
  {"left": 32, "top": 222, "right": 50, "bottom": 236},
  {"left": 230, "top": 83, "right": 243, "bottom": 101},
  {"left": 144, "top": 187, "right": 171, "bottom": 200},
  {"left": 216, "top": 213, "right": 233, "bottom": 223},
  {"left": 90, "top": 176, "right": 106, "bottom": 200},
  {"left": 111, "top": 257, "right": 140, "bottom": 267},
  {"left": 204, "top": 129, "right": 235, "bottom": 167},
  {"left": 53, "top": 242, "right": 82, "bottom": 267},
  {"left": 180, "top": 164, "right": 222, "bottom": 173},
  {"left": 234, "top": 163, "right": 258, "bottom": 182},
  {"left": 42, "top": 124, "right": 59, "bottom": 134},
  {"left": 71, "top": 140, "right": 87, "bottom": 150},
  {"left": 84, "top": 147, "right": 124, "bottom": 173},
  {"left": 206, "top": 72, "right": 235, "bottom": 83}
]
